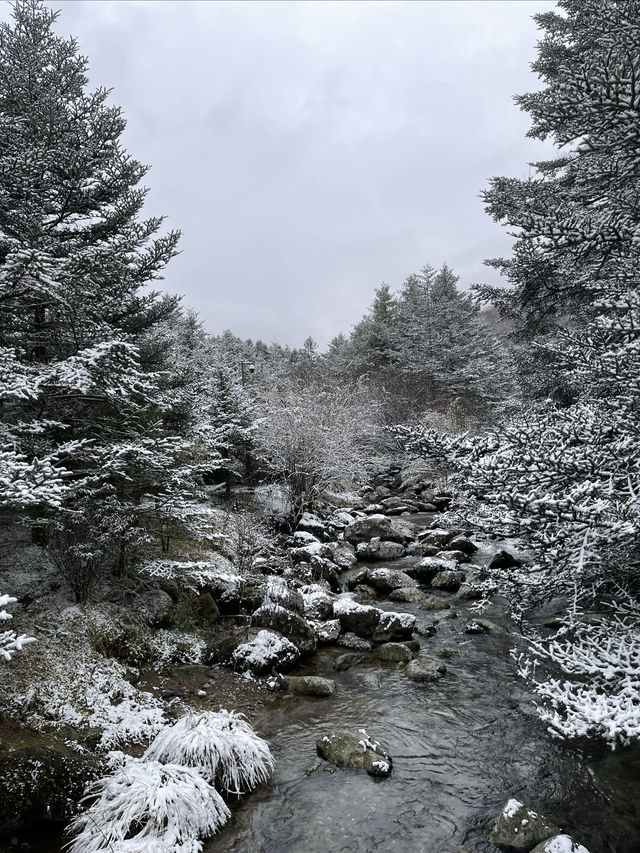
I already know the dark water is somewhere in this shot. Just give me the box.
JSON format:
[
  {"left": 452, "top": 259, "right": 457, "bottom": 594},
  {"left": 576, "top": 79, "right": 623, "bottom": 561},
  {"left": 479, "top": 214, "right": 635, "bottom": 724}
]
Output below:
[{"left": 209, "top": 531, "right": 640, "bottom": 853}]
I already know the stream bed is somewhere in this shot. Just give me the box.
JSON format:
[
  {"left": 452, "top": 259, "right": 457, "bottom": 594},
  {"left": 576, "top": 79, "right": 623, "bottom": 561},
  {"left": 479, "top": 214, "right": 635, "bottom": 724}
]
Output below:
[{"left": 209, "top": 537, "right": 640, "bottom": 853}]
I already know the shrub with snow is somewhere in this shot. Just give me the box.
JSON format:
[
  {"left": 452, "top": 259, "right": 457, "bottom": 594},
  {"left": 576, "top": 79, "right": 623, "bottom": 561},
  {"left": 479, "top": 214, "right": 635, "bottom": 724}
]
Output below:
[
  {"left": 66, "top": 757, "right": 230, "bottom": 853},
  {"left": 144, "top": 709, "right": 274, "bottom": 794},
  {"left": 0, "top": 593, "right": 35, "bottom": 662}
]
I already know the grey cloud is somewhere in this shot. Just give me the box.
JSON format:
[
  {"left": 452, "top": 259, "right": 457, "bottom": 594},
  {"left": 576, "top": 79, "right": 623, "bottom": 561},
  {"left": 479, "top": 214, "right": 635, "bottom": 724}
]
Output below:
[{"left": 48, "top": 0, "right": 556, "bottom": 347}]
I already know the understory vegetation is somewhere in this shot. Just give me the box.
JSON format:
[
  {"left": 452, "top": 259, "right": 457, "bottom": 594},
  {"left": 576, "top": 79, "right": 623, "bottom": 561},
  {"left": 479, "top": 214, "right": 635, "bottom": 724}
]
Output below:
[{"left": 1, "top": 0, "right": 640, "bottom": 849}]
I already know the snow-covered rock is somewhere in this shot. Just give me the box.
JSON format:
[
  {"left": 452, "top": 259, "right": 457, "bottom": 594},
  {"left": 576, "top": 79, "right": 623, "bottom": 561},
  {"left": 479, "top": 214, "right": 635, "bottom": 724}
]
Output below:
[
  {"left": 490, "top": 799, "right": 561, "bottom": 850},
  {"left": 232, "top": 630, "right": 300, "bottom": 674},
  {"left": 344, "top": 514, "right": 412, "bottom": 546},
  {"left": 356, "top": 539, "right": 405, "bottom": 561},
  {"left": 316, "top": 728, "right": 392, "bottom": 777}
]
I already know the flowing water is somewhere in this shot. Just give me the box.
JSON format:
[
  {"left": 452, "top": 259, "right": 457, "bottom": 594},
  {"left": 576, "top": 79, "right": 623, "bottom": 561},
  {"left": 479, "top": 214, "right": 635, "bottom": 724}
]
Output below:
[{"left": 209, "top": 524, "right": 640, "bottom": 853}]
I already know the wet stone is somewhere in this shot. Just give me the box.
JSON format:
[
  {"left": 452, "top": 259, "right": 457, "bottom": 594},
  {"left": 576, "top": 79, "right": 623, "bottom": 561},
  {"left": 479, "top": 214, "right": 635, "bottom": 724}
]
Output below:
[
  {"left": 316, "top": 729, "right": 393, "bottom": 777},
  {"left": 335, "top": 652, "right": 366, "bottom": 671},
  {"left": 405, "top": 658, "right": 446, "bottom": 682},
  {"left": 490, "top": 799, "right": 561, "bottom": 849},
  {"left": 377, "top": 642, "right": 414, "bottom": 663},
  {"left": 337, "top": 632, "right": 373, "bottom": 651}
]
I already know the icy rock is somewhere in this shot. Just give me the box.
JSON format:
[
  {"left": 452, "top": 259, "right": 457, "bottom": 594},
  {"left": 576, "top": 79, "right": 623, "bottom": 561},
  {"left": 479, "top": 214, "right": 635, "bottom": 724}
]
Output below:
[
  {"left": 322, "top": 541, "right": 357, "bottom": 569},
  {"left": 491, "top": 799, "right": 561, "bottom": 849},
  {"left": 417, "top": 528, "right": 456, "bottom": 548},
  {"left": 333, "top": 597, "right": 381, "bottom": 638},
  {"left": 300, "top": 585, "right": 334, "bottom": 621},
  {"left": 297, "top": 512, "right": 328, "bottom": 538},
  {"left": 316, "top": 729, "right": 392, "bottom": 777},
  {"left": 405, "top": 658, "right": 446, "bottom": 682},
  {"left": 135, "top": 589, "right": 174, "bottom": 629}
]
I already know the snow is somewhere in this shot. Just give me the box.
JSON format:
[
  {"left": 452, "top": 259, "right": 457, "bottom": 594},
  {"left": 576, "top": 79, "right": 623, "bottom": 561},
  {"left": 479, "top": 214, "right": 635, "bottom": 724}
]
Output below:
[
  {"left": 504, "top": 798, "right": 524, "bottom": 818},
  {"left": 232, "top": 630, "right": 299, "bottom": 672},
  {"left": 66, "top": 758, "right": 230, "bottom": 853},
  {"left": 143, "top": 709, "right": 274, "bottom": 794},
  {"left": 539, "top": 836, "right": 590, "bottom": 853}
]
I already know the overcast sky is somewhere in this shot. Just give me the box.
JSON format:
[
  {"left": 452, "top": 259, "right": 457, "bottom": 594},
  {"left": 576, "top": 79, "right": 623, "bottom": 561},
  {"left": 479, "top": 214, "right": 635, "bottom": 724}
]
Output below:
[{"left": 47, "top": 0, "right": 556, "bottom": 348}]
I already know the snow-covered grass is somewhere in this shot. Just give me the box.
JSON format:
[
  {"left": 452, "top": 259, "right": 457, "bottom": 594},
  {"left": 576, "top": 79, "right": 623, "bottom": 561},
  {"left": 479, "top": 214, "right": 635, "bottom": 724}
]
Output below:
[
  {"left": 66, "top": 757, "right": 230, "bottom": 853},
  {"left": 144, "top": 709, "right": 274, "bottom": 794},
  {"left": 150, "top": 629, "right": 205, "bottom": 668}
]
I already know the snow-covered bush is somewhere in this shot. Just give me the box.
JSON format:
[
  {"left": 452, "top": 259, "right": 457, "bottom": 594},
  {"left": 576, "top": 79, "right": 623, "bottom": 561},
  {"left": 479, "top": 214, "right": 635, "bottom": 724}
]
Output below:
[
  {"left": 515, "top": 612, "right": 640, "bottom": 748},
  {"left": 144, "top": 710, "right": 274, "bottom": 794},
  {"left": 0, "top": 593, "right": 35, "bottom": 662},
  {"left": 66, "top": 757, "right": 230, "bottom": 853}
]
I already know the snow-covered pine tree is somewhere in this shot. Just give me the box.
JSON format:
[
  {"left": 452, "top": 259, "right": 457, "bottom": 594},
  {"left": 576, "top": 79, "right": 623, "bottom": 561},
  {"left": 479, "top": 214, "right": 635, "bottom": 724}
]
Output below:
[
  {"left": 464, "top": 0, "right": 640, "bottom": 746},
  {"left": 0, "top": 1, "right": 194, "bottom": 588}
]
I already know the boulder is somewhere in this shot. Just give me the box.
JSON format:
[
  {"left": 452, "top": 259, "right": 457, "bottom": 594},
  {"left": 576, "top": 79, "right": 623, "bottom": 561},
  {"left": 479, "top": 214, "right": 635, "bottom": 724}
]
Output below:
[
  {"left": 407, "top": 557, "right": 456, "bottom": 582},
  {"left": 322, "top": 541, "right": 357, "bottom": 569},
  {"left": 489, "top": 549, "right": 523, "bottom": 569},
  {"left": 309, "top": 555, "right": 340, "bottom": 591},
  {"left": 431, "top": 570, "right": 466, "bottom": 592},
  {"left": 372, "top": 609, "right": 416, "bottom": 642},
  {"left": 405, "top": 658, "right": 446, "bottom": 682},
  {"left": 356, "top": 539, "right": 405, "bottom": 561},
  {"left": 292, "top": 530, "right": 321, "bottom": 546},
  {"left": 297, "top": 512, "right": 328, "bottom": 538},
  {"left": 530, "top": 836, "right": 590, "bottom": 853},
  {"left": 448, "top": 535, "right": 478, "bottom": 555},
  {"left": 135, "top": 589, "right": 174, "bottom": 628},
  {"left": 366, "top": 568, "right": 416, "bottom": 593},
  {"left": 335, "top": 652, "right": 366, "bottom": 670},
  {"left": 420, "top": 595, "right": 451, "bottom": 611},
  {"left": 337, "top": 632, "right": 373, "bottom": 651},
  {"left": 490, "top": 799, "right": 561, "bottom": 850},
  {"left": 440, "top": 647, "right": 469, "bottom": 659},
  {"left": 232, "top": 630, "right": 300, "bottom": 674},
  {"left": 377, "top": 642, "right": 414, "bottom": 663},
  {"left": 283, "top": 675, "right": 336, "bottom": 697},
  {"left": 197, "top": 592, "right": 220, "bottom": 625},
  {"left": 418, "top": 528, "right": 455, "bottom": 548},
  {"left": 389, "top": 587, "right": 427, "bottom": 603},
  {"left": 436, "top": 549, "right": 471, "bottom": 564},
  {"left": 415, "top": 621, "right": 438, "bottom": 636},
  {"left": 290, "top": 542, "right": 325, "bottom": 563},
  {"left": 263, "top": 579, "right": 305, "bottom": 614},
  {"left": 333, "top": 597, "right": 380, "bottom": 638},
  {"left": 316, "top": 729, "right": 392, "bottom": 777},
  {"left": 344, "top": 514, "right": 411, "bottom": 546},
  {"left": 251, "top": 604, "right": 317, "bottom": 654},
  {"left": 300, "top": 585, "right": 334, "bottom": 621}
]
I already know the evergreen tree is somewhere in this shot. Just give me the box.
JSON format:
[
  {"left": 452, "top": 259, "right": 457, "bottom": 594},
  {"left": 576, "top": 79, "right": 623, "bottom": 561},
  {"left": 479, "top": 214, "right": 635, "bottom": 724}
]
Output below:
[{"left": 0, "top": 1, "right": 189, "bottom": 585}]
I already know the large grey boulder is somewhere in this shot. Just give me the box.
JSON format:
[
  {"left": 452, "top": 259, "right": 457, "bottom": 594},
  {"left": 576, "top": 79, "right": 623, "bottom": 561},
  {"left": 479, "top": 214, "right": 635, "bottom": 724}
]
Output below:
[
  {"left": 372, "top": 609, "right": 416, "bottom": 642},
  {"left": 333, "top": 597, "right": 381, "bottom": 638},
  {"left": 418, "top": 528, "right": 456, "bottom": 548},
  {"left": 337, "top": 632, "right": 373, "bottom": 651},
  {"left": 335, "top": 652, "right": 366, "bottom": 670},
  {"left": 316, "top": 729, "right": 392, "bottom": 777},
  {"left": 407, "top": 557, "right": 456, "bottom": 582},
  {"left": 251, "top": 604, "right": 317, "bottom": 654},
  {"left": 366, "top": 568, "right": 416, "bottom": 593},
  {"left": 431, "top": 570, "right": 466, "bottom": 592},
  {"left": 322, "top": 541, "right": 357, "bottom": 569},
  {"left": 388, "top": 587, "right": 427, "bottom": 603},
  {"left": 232, "top": 630, "right": 300, "bottom": 674},
  {"left": 405, "top": 658, "right": 446, "bottom": 682},
  {"left": 316, "top": 619, "right": 341, "bottom": 643},
  {"left": 420, "top": 595, "right": 451, "bottom": 611},
  {"left": 344, "top": 514, "right": 411, "bottom": 545},
  {"left": 490, "top": 799, "right": 561, "bottom": 850},
  {"left": 356, "top": 539, "right": 405, "bottom": 561},
  {"left": 300, "top": 585, "right": 334, "bottom": 621}
]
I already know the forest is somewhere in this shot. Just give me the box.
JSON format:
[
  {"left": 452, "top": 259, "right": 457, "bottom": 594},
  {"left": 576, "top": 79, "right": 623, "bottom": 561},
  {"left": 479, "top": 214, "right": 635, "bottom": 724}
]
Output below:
[{"left": 1, "top": 1, "right": 639, "bottom": 852}]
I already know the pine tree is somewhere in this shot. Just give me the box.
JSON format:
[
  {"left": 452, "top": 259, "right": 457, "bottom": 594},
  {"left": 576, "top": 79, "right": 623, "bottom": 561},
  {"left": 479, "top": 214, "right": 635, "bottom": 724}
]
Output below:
[{"left": 0, "top": 1, "right": 188, "bottom": 584}]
